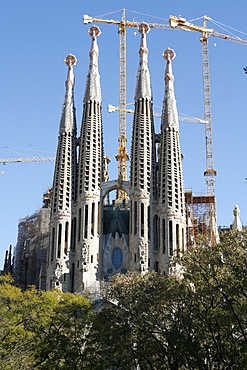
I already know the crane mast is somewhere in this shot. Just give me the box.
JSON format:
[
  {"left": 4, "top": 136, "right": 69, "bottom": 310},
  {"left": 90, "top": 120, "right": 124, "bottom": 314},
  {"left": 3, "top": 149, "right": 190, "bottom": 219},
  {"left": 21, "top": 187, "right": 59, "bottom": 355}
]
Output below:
[
  {"left": 200, "top": 17, "right": 217, "bottom": 195},
  {"left": 116, "top": 10, "right": 129, "bottom": 201},
  {"left": 169, "top": 15, "right": 247, "bottom": 194},
  {"left": 170, "top": 15, "right": 217, "bottom": 194}
]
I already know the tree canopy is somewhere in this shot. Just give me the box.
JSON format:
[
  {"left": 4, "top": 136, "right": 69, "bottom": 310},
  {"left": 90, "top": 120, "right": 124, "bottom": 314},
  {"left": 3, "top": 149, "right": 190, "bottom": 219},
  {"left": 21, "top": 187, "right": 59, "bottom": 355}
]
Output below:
[
  {"left": 0, "top": 229, "right": 247, "bottom": 369},
  {"left": 92, "top": 229, "right": 247, "bottom": 369},
  {"left": 0, "top": 275, "right": 94, "bottom": 369}
]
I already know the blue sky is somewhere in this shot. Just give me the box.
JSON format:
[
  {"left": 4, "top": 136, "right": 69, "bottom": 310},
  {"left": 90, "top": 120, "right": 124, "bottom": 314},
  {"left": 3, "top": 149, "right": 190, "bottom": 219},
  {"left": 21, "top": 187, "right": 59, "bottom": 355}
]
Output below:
[{"left": 0, "top": 0, "right": 247, "bottom": 265}]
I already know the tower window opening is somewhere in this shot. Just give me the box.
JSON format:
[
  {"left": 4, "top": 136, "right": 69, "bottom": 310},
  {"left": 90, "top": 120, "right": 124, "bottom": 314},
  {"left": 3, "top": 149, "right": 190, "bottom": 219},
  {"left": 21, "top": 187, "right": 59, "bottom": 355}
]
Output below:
[
  {"left": 78, "top": 208, "right": 81, "bottom": 242},
  {"left": 134, "top": 201, "right": 137, "bottom": 235},
  {"left": 162, "top": 219, "right": 166, "bottom": 254},
  {"left": 97, "top": 201, "right": 100, "bottom": 235},
  {"left": 169, "top": 220, "right": 173, "bottom": 256},
  {"left": 71, "top": 263, "right": 75, "bottom": 293},
  {"left": 64, "top": 221, "right": 69, "bottom": 255},
  {"left": 176, "top": 224, "right": 180, "bottom": 257},
  {"left": 148, "top": 206, "right": 150, "bottom": 240},
  {"left": 51, "top": 227, "right": 55, "bottom": 262},
  {"left": 91, "top": 203, "right": 95, "bottom": 236},
  {"left": 141, "top": 203, "right": 144, "bottom": 237},
  {"left": 71, "top": 217, "right": 76, "bottom": 252},
  {"left": 84, "top": 204, "right": 88, "bottom": 239},
  {"left": 153, "top": 215, "right": 159, "bottom": 250},
  {"left": 57, "top": 223, "right": 62, "bottom": 259},
  {"left": 182, "top": 228, "right": 185, "bottom": 254},
  {"left": 129, "top": 200, "right": 132, "bottom": 234}
]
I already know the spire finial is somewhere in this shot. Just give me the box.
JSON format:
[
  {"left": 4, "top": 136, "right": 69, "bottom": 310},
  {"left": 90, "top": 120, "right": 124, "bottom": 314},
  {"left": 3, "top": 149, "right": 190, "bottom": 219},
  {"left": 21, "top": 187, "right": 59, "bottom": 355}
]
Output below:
[
  {"left": 162, "top": 48, "right": 176, "bottom": 85},
  {"left": 163, "top": 48, "right": 176, "bottom": 61},
  {"left": 88, "top": 25, "right": 101, "bottom": 38},
  {"left": 88, "top": 25, "right": 101, "bottom": 68},
  {"left": 64, "top": 54, "right": 77, "bottom": 68},
  {"left": 138, "top": 22, "right": 150, "bottom": 35},
  {"left": 63, "top": 54, "right": 77, "bottom": 93},
  {"left": 138, "top": 22, "right": 150, "bottom": 63}
]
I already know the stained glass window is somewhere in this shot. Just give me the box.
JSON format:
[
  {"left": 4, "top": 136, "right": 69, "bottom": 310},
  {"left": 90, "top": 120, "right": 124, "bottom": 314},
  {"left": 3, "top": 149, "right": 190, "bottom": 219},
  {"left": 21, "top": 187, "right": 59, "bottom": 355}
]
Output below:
[{"left": 112, "top": 247, "right": 123, "bottom": 271}]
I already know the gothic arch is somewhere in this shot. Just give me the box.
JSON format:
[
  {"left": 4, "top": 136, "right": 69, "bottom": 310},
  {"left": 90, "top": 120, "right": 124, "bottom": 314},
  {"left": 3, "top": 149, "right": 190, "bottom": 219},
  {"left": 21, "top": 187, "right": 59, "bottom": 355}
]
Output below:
[{"left": 101, "top": 180, "right": 130, "bottom": 199}]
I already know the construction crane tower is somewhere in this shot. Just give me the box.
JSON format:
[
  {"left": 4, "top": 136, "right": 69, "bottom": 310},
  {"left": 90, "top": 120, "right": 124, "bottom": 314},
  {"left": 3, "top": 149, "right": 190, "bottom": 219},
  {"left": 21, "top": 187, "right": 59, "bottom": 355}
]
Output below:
[
  {"left": 169, "top": 15, "right": 247, "bottom": 194},
  {"left": 84, "top": 10, "right": 247, "bottom": 198},
  {"left": 115, "top": 9, "right": 129, "bottom": 201}
]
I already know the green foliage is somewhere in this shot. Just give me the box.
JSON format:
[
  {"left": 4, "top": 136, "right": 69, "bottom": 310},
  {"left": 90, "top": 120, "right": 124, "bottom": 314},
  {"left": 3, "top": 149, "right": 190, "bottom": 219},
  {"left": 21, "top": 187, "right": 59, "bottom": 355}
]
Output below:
[
  {"left": 92, "top": 229, "right": 247, "bottom": 369},
  {"left": 94, "top": 272, "right": 201, "bottom": 370},
  {"left": 181, "top": 229, "right": 247, "bottom": 368},
  {"left": 0, "top": 277, "right": 93, "bottom": 369},
  {"left": 0, "top": 229, "right": 247, "bottom": 369}
]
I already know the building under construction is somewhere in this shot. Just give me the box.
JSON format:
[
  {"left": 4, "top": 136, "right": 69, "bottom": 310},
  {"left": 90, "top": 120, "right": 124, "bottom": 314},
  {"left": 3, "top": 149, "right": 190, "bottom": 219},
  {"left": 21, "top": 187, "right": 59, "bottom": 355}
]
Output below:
[
  {"left": 9, "top": 14, "right": 243, "bottom": 292},
  {"left": 12, "top": 22, "right": 219, "bottom": 293},
  {"left": 13, "top": 190, "right": 51, "bottom": 290}
]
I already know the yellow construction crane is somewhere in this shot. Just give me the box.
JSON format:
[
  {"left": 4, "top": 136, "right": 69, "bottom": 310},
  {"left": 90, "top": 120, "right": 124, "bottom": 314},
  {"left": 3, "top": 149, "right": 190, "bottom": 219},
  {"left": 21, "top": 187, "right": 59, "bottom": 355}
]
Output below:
[
  {"left": 169, "top": 15, "right": 247, "bottom": 195},
  {"left": 0, "top": 157, "right": 55, "bottom": 165},
  {"left": 84, "top": 10, "right": 247, "bottom": 198},
  {"left": 0, "top": 156, "right": 55, "bottom": 176}
]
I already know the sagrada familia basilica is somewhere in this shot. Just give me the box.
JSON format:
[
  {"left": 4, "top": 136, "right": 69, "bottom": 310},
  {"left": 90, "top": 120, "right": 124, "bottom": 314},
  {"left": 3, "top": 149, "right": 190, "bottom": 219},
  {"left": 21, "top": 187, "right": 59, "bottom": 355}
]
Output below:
[
  {"left": 2, "top": 23, "right": 243, "bottom": 294},
  {"left": 47, "top": 23, "right": 189, "bottom": 293}
]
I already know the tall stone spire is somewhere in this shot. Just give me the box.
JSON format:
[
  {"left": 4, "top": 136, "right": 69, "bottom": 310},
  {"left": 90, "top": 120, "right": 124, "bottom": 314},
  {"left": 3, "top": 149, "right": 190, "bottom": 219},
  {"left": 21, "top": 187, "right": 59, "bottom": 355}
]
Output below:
[
  {"left": 161, "top": 49, "right": 179, "bottom": 130},
  {"left": 47, "top": 54, "right": 77, "bottom": 291},
  {"left": 157, "top": 48, "right": 186, "bottom": 274},
  {"left": 72, "top": 26, "right": 104, "bottom": 292},
  {"left": 84, "top": 26, "right": 102, "bottom": 103},
  {"left": 134, "top": 23, "right": 152, "bottom": 100},
  {"left": 129, "top": 23, "right": 156, "bottom": 272}
]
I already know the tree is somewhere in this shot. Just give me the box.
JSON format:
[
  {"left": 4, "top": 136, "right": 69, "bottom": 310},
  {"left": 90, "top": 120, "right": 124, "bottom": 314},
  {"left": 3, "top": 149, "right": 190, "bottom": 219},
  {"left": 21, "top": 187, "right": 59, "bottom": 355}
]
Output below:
[
  {"left": 1, "top": 229, "right": 246, "bottom": 369},
  {"left": 181, "top": 229, "right": 247, "bottom": 369},
  {"left": 93, "top": 229, "right": 247, "bottom": 369},
  {"left": 0, "top": 275, "right": 35, "bottom": 369},
  {"left": 93, "top": 272, "right": 199, "bottom": 370},
  {"left": 0, "top": 276, "right": 95, "bottom": 369}
]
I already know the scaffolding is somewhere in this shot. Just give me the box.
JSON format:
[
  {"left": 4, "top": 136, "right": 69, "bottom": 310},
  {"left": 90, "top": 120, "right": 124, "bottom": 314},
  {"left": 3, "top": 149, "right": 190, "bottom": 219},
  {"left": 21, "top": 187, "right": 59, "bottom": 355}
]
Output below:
[
  {"left": 185, "top": 190, "right": 217, "bottom": 245},
  {"left": 14, "top": 192, "right": 51, "bottom": 290}
]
